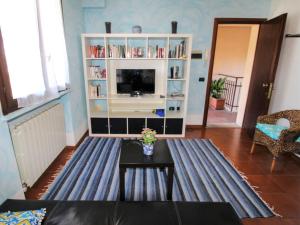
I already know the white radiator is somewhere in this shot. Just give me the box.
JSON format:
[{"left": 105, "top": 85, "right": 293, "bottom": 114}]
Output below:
[{"left": 11, "top": 104, "right": 66, "bottom": 188}]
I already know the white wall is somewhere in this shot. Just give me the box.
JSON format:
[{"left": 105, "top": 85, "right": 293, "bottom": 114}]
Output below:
[{"left": 269, "top": 0, "right": 300, "bottom": 112}]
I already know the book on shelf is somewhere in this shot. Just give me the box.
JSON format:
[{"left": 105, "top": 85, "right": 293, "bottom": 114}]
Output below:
[
  {"left": 148, "top": 45, "right": 166, "bottom": 58},
  {"left": 169, "top": 66, "right": 181, "bottom": 79},
  {"left": 89, "top": 84, "right": 104, "bottom": 98},
  {"left": 88, "top": 66, "right": 106, "bottom": 79},
  {"left": 126, "top": 47, "right": 145, "bottom": 58},
  {"left": 88, "top": 45, "right": 105, "bottom": 58},
  {"left": 107, "top": 44, "right": 126, "bottom": 58},
  {"left": 168, "top": 40, "right": 186, "bottom": 59}
]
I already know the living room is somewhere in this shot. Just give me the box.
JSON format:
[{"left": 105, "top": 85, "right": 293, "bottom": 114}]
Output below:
[{"left": 0, "top": 0, "right": 300, "bottom": 224}]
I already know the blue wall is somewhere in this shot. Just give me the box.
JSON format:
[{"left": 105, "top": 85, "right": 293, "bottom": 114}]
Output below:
[
  {"left": 0, "top": 0, "right": 273, "bottom": 204},
  {"left": 0, "top": 119, "right": 23, "bottom": 203},
  {"left": 62, "top": 0, "right": 88, "bottom": 144},
  {"left": 82, "top": 0, "right": 271, "bottom": 123}
]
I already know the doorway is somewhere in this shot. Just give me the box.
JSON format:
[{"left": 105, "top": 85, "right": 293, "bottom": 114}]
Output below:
[
  {"left": 207, "top": 24, "right": 259, "bottom": 127},
  {"left": 203, "top": 15, "right": 287, "bottom": 131}
]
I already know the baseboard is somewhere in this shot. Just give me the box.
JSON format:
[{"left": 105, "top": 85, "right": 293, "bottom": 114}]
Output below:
[
  {"left": 66, "top": 120, "right": 88, "bottom": 146},
  {"left": 66, "top": 130, "right": 88, "bottom": 149},
  {"left": 12, "top": 189, "right": 26, "bottom": 200},
  {"left": 186, "top": 114, "right": 203, "bottom": 125},
  {"left": 186, "top": 125, "right": 204, "bottom": 129}
]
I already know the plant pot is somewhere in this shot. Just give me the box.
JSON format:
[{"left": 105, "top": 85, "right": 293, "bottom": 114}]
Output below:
[
  {"left": 209, "top": 96, "right": 225, "bottom": 110},
  {"left": 143, "top": 143, "right": 154, "bottom": 156}
]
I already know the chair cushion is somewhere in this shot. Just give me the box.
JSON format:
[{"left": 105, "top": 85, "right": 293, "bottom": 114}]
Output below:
[{"left": 256, "top": 123, "right": 300, "bottom": 142}]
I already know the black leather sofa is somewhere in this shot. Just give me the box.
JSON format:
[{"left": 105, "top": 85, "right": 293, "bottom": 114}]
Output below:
[{"left": 0, "top": 200, "right": 242, "bottom": 225}]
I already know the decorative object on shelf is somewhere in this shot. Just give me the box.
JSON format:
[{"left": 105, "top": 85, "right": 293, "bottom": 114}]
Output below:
[
  {"left": 130, "top": 90, "right": 143, "bottom": 97},
  {"left": 95, "top": 104, "right": 102, "bottom": 112},
  {"left": 171, "top": 21, "right": 177, "bottom": 34},
  {"left": 153, "top": 109, "right": 165, "bottom": 117},
  {"left": 105, "top": 22, "right": 111, "bottom": 33},
  {"left": 141, "top": 128, "right": 157, "bottom": 156},
  {"left": 170, "top": 92, "right": 184, "bottom": 97},
  {"left": 209, "top": 78, "right": 226, "bottom": 110},
  {"left": 169, "top": 106, "right": 175, "bottom": 111},
  {"left": 132, "top": 25, "right": 142, "bottom": 33}
]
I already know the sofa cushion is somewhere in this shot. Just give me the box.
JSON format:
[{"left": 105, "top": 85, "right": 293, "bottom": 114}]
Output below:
[
  {"left": 256, "top": 123, "right": 300, "bottom": 142},
  {"left": 0, "top": 208, "right": 46, "bottom": 225},
  {"left": 0, "top": 200, "right": 58, "bottom": 225}
]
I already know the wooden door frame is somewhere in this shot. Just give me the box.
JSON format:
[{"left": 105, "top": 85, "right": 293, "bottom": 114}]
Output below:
[{"left": 202, "top": 18, "right": 267, "bottom": 127}]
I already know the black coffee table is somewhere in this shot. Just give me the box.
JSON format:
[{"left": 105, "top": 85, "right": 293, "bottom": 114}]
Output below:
[{"left": 119, "top": 139, "right": 174, "bottom": 201}]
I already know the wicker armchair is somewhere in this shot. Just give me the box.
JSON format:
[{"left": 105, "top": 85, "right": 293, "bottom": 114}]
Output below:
[{"left": 250, "top": 110, "right": 300, "bottom": 171}]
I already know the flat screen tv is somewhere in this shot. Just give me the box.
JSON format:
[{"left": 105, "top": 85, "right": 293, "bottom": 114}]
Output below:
[{"left": 116, "top": 69, "right": 155, "bottom": 94}]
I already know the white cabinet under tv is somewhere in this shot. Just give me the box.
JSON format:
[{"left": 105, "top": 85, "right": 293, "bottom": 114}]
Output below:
[{"left": 81, "top": 33, "right": 192, "bottom": 137}]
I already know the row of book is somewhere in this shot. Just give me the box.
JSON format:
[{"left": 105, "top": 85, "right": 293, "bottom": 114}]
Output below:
[
  {"left": 168, "top": 41, "right": 186, "bottom": 58},
  {"left": 88, "top": 41, "right": 185, "bottom": 59},
  {"left": 148, "top": 46, "right": 166, "bottom": 58},
  {"left": 107, "top": 45, "right": 126, "bottom": 58},
  {"left": 89, "top": 84, "right": 104, "bottom": 98},
  {"left": 169, "top": 66, "right": 181, "bottom": 79},
  {"left": 126, "top": 47, "right": 145, "bottom": 58},
  {"left": 88, "top": 45, "right": 105, "bottom": 58},
  {"left": 88, "top": 66, "right": 106, "bottom": 79}
]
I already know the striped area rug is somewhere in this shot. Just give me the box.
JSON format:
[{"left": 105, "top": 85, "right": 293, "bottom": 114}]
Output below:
[{"left": 42, "top": 137, "right": 276, "bottom": 218}]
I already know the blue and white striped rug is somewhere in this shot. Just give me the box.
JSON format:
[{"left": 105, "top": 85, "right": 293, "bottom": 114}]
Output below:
[{"left": 42, "top": 137, "right": 276, "bottom": 218}]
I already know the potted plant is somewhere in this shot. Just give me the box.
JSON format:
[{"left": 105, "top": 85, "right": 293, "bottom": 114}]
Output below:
[
  {"left": 141, "top": 128, "right": 157, "bottom": 156},
  {"left": 210, "top": 78, "right": 226, "bottom": 110}
]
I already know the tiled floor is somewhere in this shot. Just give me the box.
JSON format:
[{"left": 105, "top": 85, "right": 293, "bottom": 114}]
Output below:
[
  {"left": 207, "top": 107, "right": 237, "bottom": 124},
  {"left": 26, "top": 128, "right": 300, "bottom": 224}
]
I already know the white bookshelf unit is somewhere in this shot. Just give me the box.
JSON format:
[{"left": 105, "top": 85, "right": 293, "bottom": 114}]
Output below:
[{"left": 81, "top": 33, "right": 192, "bottom": 137}]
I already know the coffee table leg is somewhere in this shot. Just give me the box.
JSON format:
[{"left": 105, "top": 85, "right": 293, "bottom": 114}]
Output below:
[
  {"left": 119, "top": 167, "right": 126, "bottom": 201},
  {"left": 167, "top": 166, "right": 174, "bottom": 200}
]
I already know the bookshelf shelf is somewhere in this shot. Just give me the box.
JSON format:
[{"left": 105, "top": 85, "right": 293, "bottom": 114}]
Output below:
[
  {"left": 90, "top": 111, "right": 108, "bottom": 118},
  {"left": 88, "top": 78, "right": 107, "bottom": 81},
  {"left": 166, "top": 111, "right": 184, "bottom": 118},
  {"left": 166, "top": 97, "right": 185, "bottom": 101},
  {"left": 167, "top": 78, "right": 186, "bottom": 81},
  {"left": 85, "top": 58, "right": 105, "bottom": 60},
  {"left": 168, "top": 58, "right": 187, "bottom": 61},
  {"left": 89, "top": 97, "right": 107, "bottom": 100},
  {"left": 81, "top": 33, "right": 192, "bottom": 137}
]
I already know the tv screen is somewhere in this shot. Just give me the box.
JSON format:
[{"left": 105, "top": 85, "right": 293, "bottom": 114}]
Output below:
[{"left": 116, "top": 69, "right": 155, "bottom": 94}]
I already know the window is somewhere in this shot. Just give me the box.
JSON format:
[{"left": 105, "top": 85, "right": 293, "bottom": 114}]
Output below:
[{"left": 0, "top": 0, "right": 69, "bottom": 115}]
